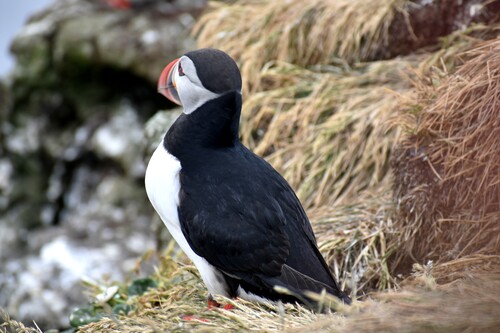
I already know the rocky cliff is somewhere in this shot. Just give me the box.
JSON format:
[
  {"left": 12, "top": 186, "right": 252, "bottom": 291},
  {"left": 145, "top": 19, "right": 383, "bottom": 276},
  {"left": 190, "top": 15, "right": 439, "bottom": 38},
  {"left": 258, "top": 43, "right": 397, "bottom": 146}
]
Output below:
[{"left": 0, "top": 0, "right": 203, "bottom": 328}]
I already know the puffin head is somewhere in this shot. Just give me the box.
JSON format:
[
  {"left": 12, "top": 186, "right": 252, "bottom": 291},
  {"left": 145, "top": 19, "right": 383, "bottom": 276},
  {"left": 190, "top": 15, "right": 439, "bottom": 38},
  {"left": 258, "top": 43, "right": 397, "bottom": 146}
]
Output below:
[{"left": 158, "top": 48, "right": 242, "bottom": 114}]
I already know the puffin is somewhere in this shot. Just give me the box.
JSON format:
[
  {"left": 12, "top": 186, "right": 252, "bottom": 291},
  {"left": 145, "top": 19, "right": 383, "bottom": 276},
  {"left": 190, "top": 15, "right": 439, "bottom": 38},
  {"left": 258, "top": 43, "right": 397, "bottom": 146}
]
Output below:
[{"left": 145, "top": 48, "right": 351, "bottom": 309}]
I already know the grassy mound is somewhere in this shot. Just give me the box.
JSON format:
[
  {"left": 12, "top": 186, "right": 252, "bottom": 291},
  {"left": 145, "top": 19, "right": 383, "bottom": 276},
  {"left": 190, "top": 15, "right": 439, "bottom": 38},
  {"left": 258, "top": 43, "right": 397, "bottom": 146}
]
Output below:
[
  {"left": 4, "top": 262, "right": 500, "bottom": 332},
  {"left": 392, "top": 37, "right": 500, "bottom": 271},
  {"left": 308, "top": 272, "right": 500, "bottom": 333},
  {"left": 68, "top": 257, "right": 490, "bottom": 332}
]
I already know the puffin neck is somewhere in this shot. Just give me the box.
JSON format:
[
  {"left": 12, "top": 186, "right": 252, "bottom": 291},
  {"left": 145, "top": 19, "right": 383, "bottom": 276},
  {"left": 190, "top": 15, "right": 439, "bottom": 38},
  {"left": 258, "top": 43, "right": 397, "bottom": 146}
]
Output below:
[{"left": 164, "top": 91, "right": 242, "bottom": 158}]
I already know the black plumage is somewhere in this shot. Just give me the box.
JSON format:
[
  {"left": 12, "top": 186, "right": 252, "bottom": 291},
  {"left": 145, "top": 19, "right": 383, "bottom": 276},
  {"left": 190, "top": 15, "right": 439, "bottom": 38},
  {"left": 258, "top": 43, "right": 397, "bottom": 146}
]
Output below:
[{"left": 164, "top": 90, "right": 351, "bottom": 306}]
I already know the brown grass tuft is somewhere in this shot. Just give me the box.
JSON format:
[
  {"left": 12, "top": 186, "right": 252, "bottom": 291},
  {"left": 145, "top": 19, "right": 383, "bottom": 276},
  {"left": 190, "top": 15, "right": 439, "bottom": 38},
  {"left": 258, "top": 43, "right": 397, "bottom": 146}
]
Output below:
[
  {"left": 312, "top": 193, "right": 397, "bottom": 295},
  {"left": 0, "top": 309, "right": 41, "bottom": 333},
  {"left": 431, "top": 254, "right": 500, "bottom": 284},
  {"left": 392, "top": 37, "right": 500, "bottom": 271},
  {"left": 303, "top": 273, "right": 500, "bottom": 333}
]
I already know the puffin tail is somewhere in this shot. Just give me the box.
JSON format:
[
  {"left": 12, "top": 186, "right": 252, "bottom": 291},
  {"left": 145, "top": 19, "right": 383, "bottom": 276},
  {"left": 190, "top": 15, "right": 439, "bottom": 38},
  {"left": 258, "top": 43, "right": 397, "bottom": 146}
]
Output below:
[{"left": 266, "top": 265, "right": 352, "bottom": 310}]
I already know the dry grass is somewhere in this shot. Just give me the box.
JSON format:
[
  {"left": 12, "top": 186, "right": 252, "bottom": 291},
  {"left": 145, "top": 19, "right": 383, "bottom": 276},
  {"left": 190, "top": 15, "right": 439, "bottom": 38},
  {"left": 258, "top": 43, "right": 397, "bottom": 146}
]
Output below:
[
  {"left": 392, "top": 37, "right": 500, "bottom": 270},
  {"left": 234, "top": 28, "right": 493, "bottom": 211},
  {"left": 304, "top": 272, "right": 500, "bottom": 333},
  {"left": 311, "top": 192, "right": 397, "bottom": 295},
  {"left": 78, "top": 254, "right": 334, "bottom": 333},
  {"left": 195, "top": 0, "right": 409, "bottom": 94},
  {"left": 0, "top": 310, "right": 41, "bottom": 333},
  {"left": 239, "top": 59, "right": 411, "bottom": 210},
  {"left": 430, "top": 254, "right": 500, "bottom": 284},
  {"left": 73, "top": 256, "right": 500, "bottom": 333}
]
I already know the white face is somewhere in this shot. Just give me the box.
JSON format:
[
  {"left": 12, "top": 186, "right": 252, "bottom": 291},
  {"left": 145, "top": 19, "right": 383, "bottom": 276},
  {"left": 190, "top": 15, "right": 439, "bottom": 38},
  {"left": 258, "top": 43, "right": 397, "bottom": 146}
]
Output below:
[{"left": 174, "top": 56, "right": 220, "bottom": 114}]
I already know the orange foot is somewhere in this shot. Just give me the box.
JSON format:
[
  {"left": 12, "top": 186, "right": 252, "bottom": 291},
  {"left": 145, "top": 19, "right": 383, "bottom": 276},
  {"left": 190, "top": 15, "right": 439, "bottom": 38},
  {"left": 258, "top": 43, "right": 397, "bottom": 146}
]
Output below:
[
  {"left": 223, "top": 303, "right": 235, "bottom": 310},
  {"left": 207, "top": 294, "right": 235, "bottom": 310},
  {"left": 207, "top": 297, "right": 221, "bottom": 309}
]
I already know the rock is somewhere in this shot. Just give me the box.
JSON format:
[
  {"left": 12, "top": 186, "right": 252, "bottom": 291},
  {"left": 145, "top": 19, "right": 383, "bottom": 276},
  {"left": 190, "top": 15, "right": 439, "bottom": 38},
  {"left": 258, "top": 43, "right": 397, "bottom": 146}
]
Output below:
[
  {"left": 378, "top": 0, "right": 500, "bottom": 60},
  {"left": 1, "top": 235, "right": 143, "bottom": 328},
  {"left": 90, "top": 100, "right": 146, "bottom": 177},
  {"left": 0, "top": 0, "right": 205, "bottom": 329},
  {"left": 144, "top": 108, "right": 182, "bottom": 155}
]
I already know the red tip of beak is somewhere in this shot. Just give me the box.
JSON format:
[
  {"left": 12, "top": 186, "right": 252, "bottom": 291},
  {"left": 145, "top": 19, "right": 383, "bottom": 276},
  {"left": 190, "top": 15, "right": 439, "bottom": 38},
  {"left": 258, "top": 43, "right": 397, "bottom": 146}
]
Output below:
[{"left": 158, "top": 58, "right": 182, "bottom": 106}]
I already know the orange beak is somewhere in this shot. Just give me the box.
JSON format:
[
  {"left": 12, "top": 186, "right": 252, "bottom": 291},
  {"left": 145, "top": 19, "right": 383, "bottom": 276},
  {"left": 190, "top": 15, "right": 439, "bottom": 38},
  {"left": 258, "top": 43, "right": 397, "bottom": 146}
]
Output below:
[{"left": 158, "top": 58, "right": 182, "bottom": 105}]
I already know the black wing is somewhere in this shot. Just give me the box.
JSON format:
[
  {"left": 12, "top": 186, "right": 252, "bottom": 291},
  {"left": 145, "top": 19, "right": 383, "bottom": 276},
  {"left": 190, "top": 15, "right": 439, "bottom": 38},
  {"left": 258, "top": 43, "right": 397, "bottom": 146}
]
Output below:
[{"left": 178, "top": 145, "right": 349, "bottom": 303}]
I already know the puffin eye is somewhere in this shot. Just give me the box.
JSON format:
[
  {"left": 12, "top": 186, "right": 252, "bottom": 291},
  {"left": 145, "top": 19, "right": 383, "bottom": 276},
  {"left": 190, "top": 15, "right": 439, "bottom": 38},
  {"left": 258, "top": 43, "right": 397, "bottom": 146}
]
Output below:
[{"left": 178, "top": 62, "right": 185, "bottom": 76}]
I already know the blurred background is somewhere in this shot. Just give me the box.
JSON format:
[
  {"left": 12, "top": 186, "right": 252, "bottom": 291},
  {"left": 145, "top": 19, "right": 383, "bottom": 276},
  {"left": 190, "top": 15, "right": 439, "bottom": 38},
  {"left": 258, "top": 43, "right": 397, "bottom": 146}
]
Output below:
[
  {"left": 1, "top": 0, "right": 499, "bottom": 332},
  {"left": 0, "top": 0, "right": 204, "bottom": 328}
]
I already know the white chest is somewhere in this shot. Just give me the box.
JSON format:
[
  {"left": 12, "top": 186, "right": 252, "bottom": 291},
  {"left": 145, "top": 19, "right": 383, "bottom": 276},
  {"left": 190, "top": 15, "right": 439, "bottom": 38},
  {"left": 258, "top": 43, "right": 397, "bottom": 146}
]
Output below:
[
  {"left": 145, "top": 143, "right": 182, "bottom": 233},
  {"left": 144, "top": 142, "right": 229, "bottom": 297}
]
